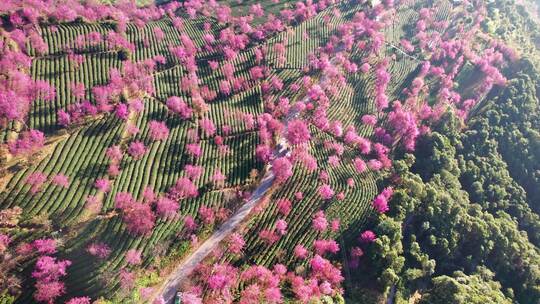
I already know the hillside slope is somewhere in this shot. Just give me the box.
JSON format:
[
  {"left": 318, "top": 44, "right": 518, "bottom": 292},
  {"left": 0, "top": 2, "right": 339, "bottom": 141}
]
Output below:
[{"left": 0, "top": 0, "right": 536, "bottom": 303}]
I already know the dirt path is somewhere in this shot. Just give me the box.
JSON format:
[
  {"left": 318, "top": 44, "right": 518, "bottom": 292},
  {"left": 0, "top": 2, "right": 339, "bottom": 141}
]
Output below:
[
  {"left": 155, "top": 172, "right": 276, "bottom": 303},
  {"left": 154, "top": 105, "right": 297, "bottom": 303},
  {"left": 153, "top": 52, "right": 344, "bottom": 302}
]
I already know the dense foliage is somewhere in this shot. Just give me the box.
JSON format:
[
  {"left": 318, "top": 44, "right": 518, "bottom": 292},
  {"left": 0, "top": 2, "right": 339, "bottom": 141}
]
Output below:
[{"left": 350, "top": 60, "right": 540, "bottom": 303}]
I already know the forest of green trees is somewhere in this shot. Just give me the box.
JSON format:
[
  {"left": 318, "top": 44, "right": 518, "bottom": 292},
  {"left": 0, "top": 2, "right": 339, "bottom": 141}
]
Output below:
[
  {"left": 344, "top": 1, "right": 540, "bottom": 301},
  {"left": 350, "top": 57, "right": 540, "bottom": 303}
]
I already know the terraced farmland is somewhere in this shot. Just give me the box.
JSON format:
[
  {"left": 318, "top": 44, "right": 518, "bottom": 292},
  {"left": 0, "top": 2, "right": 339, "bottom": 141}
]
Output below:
[
  {"left": 0, "top": 0, "right": 518, "bottom": 303},
  {"left": 1, "top": 0, "right": 392, "bottom": 301},
  {"left": 227, "top": 128, "right": 379, "bottom": 268}
]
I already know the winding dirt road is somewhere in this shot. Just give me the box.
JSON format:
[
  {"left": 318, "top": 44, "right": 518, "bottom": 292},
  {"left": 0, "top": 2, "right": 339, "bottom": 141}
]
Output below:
[
  {"left": 154, "top": 116, "right": 295, "bottom": 304},
  {"left": 154, "top": 47, "right": 343, "bottom": 304},
  {"left": 155, "top": 171, "right": 276, "bottom": 303}
]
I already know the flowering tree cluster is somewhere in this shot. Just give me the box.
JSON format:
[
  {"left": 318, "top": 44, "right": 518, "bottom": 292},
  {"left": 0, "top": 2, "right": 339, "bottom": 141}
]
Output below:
[
  {"left": 105, "top": 145, "right": 123, "bottom": 178},
  {"left": 86, "top": 242, "right": 111, "bottom": 259},
  {"left": 227, "top": 233, "right": 245, "bottom": 255},
  {"left": 286, "top": 119, "right": 311, "bottom": 145},
  {"left": 24, "top": 171, "right": 71, "bottom": 194},
  {"left": 25, "top": 238, "right": 72, "bottom": 304},
  {"left": 375, "top": 61, "right": 391, "bottom": 111},
  {"left": 166, "top": 96, "right": 193, "bottom": 119},
  {"left": 7, "top": 129, "right": 45, "bottom": 156},
  {"left": 114, "top": 192, "right": 155, "bottom": 236},
  {"left": 271, "top": 157, "right": 293, "bottom": 183},
  {"left": 55, "top": 58, "right": 155, "bottom": 131},
  {"left": 32, "top": 255, "right": 71, "bottom": 303},
  {"left": 187, "top": 248, "right": 345, "bottom": 303},
  {"left": 372, "top": 187, "right": 393, "bottom": 214},
  {"left": 127, "top": 141, "right": 147, "bottom": 160},
  {"left": 0, "top": 47, "right": 55, "bottom": 140},
  {"left": 148, "top": 120, "right": 170, "bottom": 141}
]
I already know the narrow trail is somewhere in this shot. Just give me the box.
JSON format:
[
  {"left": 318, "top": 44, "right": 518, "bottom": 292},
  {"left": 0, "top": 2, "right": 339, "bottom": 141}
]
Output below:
[{"left": 155, "top": 172, "right": 276, "bottom": 303}]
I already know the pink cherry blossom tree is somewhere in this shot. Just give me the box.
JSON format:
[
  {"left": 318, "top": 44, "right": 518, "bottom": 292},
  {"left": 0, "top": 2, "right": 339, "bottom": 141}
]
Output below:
[
  {"left": 286, "top": 119, "right": 311, "bottom": 145},
  {"left": 8, "top": 129, "right": 45, "bottom": 156},
  {"left": 312, "top": 211, "right": 329, "bottom": 232},
  {"left": 272, "top": 157, "right": 293, "bottom": 183},
  {"left": 26, "top": 172, "right": 47, "bottom": 194},
  {"left": 32, "top": 256, "right": 71, "bottom": 304},
  {"left": 128, "top": 141, "right": 147, "bottom": 159},
  {"left": 155, "top": 196, "right": 179, "bottom": 218},
  {"left": 125, "top": 249, "right": 142, "bottom": 266},
  {"left": 228, "top": 233, "right": 245, "bottom": 255},
  {"left": 86, "top": 242, "right": 111, "bottom": 259},
  {"left": 51, "top": 174, "right": 70, "bottom": 188},
  {"left": 318, "top": 184, "right": 334, "bottom": 200},
  {"left": 148, "top": 120, "right": 170, "bottom": 141}
]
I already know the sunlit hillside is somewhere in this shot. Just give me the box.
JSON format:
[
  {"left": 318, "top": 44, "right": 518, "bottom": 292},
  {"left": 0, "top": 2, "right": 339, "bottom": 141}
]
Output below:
[{"left": 1, "top": 0, "right": 539, "bottom": 303}]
